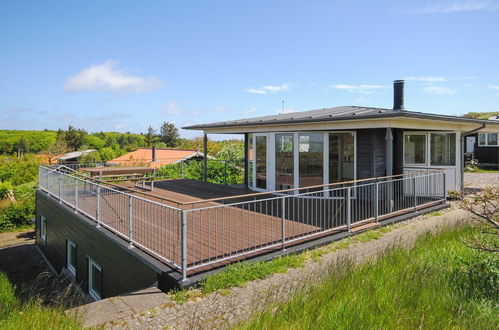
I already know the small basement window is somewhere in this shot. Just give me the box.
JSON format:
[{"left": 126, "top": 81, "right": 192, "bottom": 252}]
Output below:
[
  {"left": 88, "top": 258, "right": 102, "bottom": 301},
  {"left": 404, "top": 134, "right": 427, "bottom": 165},
  {"left": 40, "top": 215, "right": 47, "bottom": 242},
  {"left": 66, "top": 240, "right": 77, "bottom": 278}
]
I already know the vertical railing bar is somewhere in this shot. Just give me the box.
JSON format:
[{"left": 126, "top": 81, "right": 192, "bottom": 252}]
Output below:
[
  {"left": 281, "top": 197, "right": 286, "bottom": 251},
  {"left": 181, "top": 210, "right": 187, "bottom": 281},
  {"left": 346, "top": 186, "right": 351, "bottom": 232},
  {"left": 128, "top": 196, "right": 133, "bottom": 248}
]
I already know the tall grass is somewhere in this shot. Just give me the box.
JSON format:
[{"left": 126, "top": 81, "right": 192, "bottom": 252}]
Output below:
[
  {"left": 236, "top": 225, "right": 499, "bottom": 329},
  {"left": 0, "top": 272, "right": 82, "bottom": 329}
]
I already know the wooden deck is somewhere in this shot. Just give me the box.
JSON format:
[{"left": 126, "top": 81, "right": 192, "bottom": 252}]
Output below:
[{"left": 71, "top": 178, "right": 444, "bottom": 275}]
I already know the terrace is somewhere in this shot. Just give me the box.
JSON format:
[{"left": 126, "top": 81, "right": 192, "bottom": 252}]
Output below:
[{"left": 38, "top": 164, "right": 446, "bottom": 280}]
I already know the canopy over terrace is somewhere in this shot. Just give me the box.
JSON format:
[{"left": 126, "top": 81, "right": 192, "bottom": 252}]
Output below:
[{"left": 183, "top": 81, "right": 499, "bottom": 192}]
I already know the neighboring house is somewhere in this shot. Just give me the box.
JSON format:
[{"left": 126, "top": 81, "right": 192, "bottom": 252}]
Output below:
[
  {"left": 53, "top": 149, "right": 97, "bottom": 163},
  {"left": 184, "top": 80, "right": 499, "bottom": 192},
  {"left": 107, "top": 147, "right": 211, "bottom": 169},
  {"left": 464, "top": 116, "right": 499, "bottom": 169},
  {"left": 35, "top": 80, "right": 498, "bottom": 301}
]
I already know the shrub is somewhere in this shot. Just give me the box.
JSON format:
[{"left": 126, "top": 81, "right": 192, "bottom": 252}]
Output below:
[
  {"left": 0, "top": 201, "right": 35, "bottom": 231},
  {"left": 12, "top": 182, "right": 37, "bottom": 202},
  {"left": 0, "top": 181, "right": 13, "bottom": 200}
]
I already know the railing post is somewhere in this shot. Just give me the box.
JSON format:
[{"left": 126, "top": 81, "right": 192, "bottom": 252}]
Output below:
[
  {"left": 443, "top": 172, "right": 447, "bottom": 201},
  {"left": 58, "top": 175, "right": 62, "bottom": 203},
  {"left": 181, "top": 210, "right": 187, "bottom": 281},
  {"left": 96, "top": 186, "right": 101, "bottom": 227},
  {"left": 128, "top": 196, "right": 133, "bottom": 248},
  {"left": 346, "top": 187, "right": 352, "bottom": 232},
  {"left": 181, "top": 160, "right": 184, "bottom": 178},
  {"left": 374, "top": 182, "right": 379, "bottom": 222},
  {"left": 413, "top": 176, "right": 417, "bottom": 211},
  {"left": 74, "top": 179, "right": 78, "bottom": 213},
  {"left": 281, "top": 197, "right": 286, "bottom": 251},
  {"left": 47, "top": 170, "right": 51, "bottom": 195},
  {"left": 224, "top": 161, "right": 228, "bottom": 185}
]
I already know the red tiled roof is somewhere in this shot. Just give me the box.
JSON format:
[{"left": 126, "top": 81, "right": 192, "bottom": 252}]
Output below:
[{"left": 107, "top": 148, "right": 200, "bottom": 169}]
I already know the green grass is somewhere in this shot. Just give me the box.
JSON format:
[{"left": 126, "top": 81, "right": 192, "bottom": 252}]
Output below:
[
  {"left": 0, "top": 272, "right": 81, "bottom": 329},
  {"left": 469, "top": 167, "right": 499, "bottom": 173},
  {"left": 235, "top": 225, "right": 499, "bottom": 329}
]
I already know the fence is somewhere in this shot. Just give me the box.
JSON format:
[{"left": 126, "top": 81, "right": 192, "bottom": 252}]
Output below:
[{"left": 38, "top": 166, "right": 446, "bottom": 280}]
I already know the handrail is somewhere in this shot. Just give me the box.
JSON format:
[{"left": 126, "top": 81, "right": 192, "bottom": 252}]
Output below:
[
  {"left": 181, "top": 169, "right": 443, "bottom": 206},
  {"left": 40, "top": 165, "right": 442, "bottom": 208}
]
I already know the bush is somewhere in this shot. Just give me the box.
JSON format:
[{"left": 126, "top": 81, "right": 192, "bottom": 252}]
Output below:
[
  {"left": 454, "top": 252, "right": 499, "bottom": 299},
  {"left": 12, "top": 182, "right": 37, "bottom": 202},
  {"left": 0, "top": 202, "right": 35, "bottom": 231},
  {"left": 0, "top": 181, "right": 13, "bottom": 200}
]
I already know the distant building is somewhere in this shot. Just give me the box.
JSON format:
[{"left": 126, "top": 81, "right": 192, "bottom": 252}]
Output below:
[
  {"left": 107, "top": 147, "right": 213, "bottom": 169},
  {"left": 53, "top": 149, "right": 97, "bottom": 163}
]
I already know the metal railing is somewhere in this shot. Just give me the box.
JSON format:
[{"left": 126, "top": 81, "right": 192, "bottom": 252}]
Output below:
[{"left": 38, "top": 166, "right": 446, "bottom": 280}]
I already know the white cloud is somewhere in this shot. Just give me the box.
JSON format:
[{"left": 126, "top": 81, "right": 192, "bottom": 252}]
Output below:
[
  {"left": 243, "top": 107, "right": 257, "bottom": 115},
  {"left": 64, "top": 60, "right": 164, "bottom": 93},
  {"left": 488, "top": 84, "right": 499, "bottom": 90},
  {"left": 423, "top": 86, "right": 456, "bottom": 95},
  {"left": 245, "top": 83, "right": 290, "bottom": 95},
  {"left": 162, "top": 101, "right": 182, "bottom": 115},
  {"left": 330, "top": 84, "right": 385, "bottom": 94},
  {"left": 411, "top": 1, "right": 499, "bottom": 14},
  {"left": 276, "top": 108, "right": 295, "bottom": 114}
]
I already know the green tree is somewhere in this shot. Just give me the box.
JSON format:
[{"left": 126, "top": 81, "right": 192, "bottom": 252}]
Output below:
[
  {"left": 217, "top": 143, "right": 244, "bottom": 162},
  {"left": 64, "top": 126, "right": 87, "bottom": 151},
  {"left": 159, "top": 122, "right": 179, "bottom": 147},
  {"left": 145, "top": 126, "right": 156, "bottom": 147}
]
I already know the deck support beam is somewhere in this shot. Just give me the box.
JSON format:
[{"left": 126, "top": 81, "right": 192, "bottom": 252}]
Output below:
[{"left": 203, "top": 133, "right": 208, "bottom": 182}]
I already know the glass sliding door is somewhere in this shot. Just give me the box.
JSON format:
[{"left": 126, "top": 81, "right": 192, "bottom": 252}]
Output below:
[
  {"left": 255, "top": 135, "right": 267, "bottom": 189},
  {"left": 329, "top": 132, "right": 355, "bottom": 183},
  {"left": 299, "top": 133, "right": 324, "bottom": 187},
  {"left": 275, "top": 133, "right": 294, "bottom": 190}
]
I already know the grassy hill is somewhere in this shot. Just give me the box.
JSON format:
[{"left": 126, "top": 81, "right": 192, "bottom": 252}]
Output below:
[{"left": 0, "top": 130, "right": 57, "bottom": 154}]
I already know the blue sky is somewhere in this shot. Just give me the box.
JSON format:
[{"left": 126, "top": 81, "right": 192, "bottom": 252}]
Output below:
[{"left": 1, "top": 0, "right": 498, "bottom": 139}]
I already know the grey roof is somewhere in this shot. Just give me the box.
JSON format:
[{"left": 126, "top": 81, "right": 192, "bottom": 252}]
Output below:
[
  {"left": 58, "top": 149, "right": 97, "bottom": 161},
  {"left": 183, "top": 106, "right": 498, "bottom": 130}
]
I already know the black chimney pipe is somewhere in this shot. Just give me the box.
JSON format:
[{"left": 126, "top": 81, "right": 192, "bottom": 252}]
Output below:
[
  {"left": 393, "top": 80, "right": 405, "bottom": 110},
  {"left": 152, "top": 146, "right": 156, "bottom": 162}
]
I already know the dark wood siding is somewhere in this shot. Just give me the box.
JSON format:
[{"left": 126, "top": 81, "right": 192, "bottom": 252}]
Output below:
[
  {"left": 36, "top": 191, "right": 159, "bottom": 299},
  {"left": 356, "top": 129, "right": 387, "bottom": 179},
  {"left": 471, "top": 133, "right": 499, "bottom": 168}
]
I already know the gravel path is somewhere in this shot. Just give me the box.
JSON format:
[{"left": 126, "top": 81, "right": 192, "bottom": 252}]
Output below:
[
  {"left": 83, "top": 205, "right": 472, "bottom": 329},
  {"left": 464, "top": 172, "right": 499, "bottom": 189}
]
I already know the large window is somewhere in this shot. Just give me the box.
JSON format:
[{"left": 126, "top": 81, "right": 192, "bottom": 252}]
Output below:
[
  {"left": 404, "top": 134, "right": 426, "bottom": 165},
  {"left": 88, "top": 258, "right": 102, "bottom": 300},
  {"left": 299, "top": 133, "right": 324, "bottom": 187},
  {"left": 275, "top": 133, "right": 294, "bottom": 190},
  {"left": 247, "top": 133, "right": 253, "bottom": 186},
  {"left": 40, "top": 215, "right": 47, "bottom": 242},
  {"left": 431, "top": 133, "right": 456, "bottom": 166},
  {"left": 329, "top": 133, "right": 355, "bottom": 183},
  {"left": 66, "top": 239, "right": 77, "bottom": 278},
  {"left": 255, "top": 135, "right": 267, "bottom": 189}
]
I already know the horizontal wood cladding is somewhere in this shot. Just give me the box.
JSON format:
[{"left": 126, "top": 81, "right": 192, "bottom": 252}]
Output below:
[{"left": 36, "top": 191, "right": 159, "bottom": 299}]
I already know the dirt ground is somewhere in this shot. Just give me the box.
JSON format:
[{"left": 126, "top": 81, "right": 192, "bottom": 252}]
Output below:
[{"left": 0, "top": 229, "right": 82, "bottom": 305}]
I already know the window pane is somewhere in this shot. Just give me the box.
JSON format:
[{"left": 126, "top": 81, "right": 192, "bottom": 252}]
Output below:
[
  {"left": 478, "top": 133, "right": 486, "bottom": 146},
  {"left": 431, "top": 133, "right": 456, "bottom": 166},
  {"left": 248, "top": 134, "right": 253, "bottom": 186},
  {"left": 255, "top": 136, "right": 267, "bottom": 189},
  {"left": 299, "top": 133, "right": 323, "bottom": 187},
  {"left": 329, "top": 133, "right": 355, "bottom": 183},
  {"left": 275, "top": 133, "right": 294, "bottom": 190},
  {"left": 69, "top": 244, "right": 76, "bottom": 268},
  {"left": 91, "top": 263, "right": 102, "bottom": 298},
  {"left": 487, "top": 133, "right": 498, "bottom": 146},
  {"left": 404, "top": 135, "right": 426, "bottom": 164}
]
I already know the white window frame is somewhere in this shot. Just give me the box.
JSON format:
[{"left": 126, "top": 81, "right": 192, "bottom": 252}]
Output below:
[
  {"left": 40, "top": 215, "right": 47, "bottom": 242},
  {"left": 66, "top": 239, "right": 77, "bottom": 278},
  {"left": 403, "top": 132, "right": 428, "bottom": 166},
  {"left": 478, "top": 132, "right": 499, "bottom": 147},
  {"left": 88, "top": 258, "right": 102, "bottom": 301},
  {"left": 247, "top": 131, "right": 357, "bottom": 193},
  {"left": 403, "top": 131, "right": 458, "bottom": 168}
]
